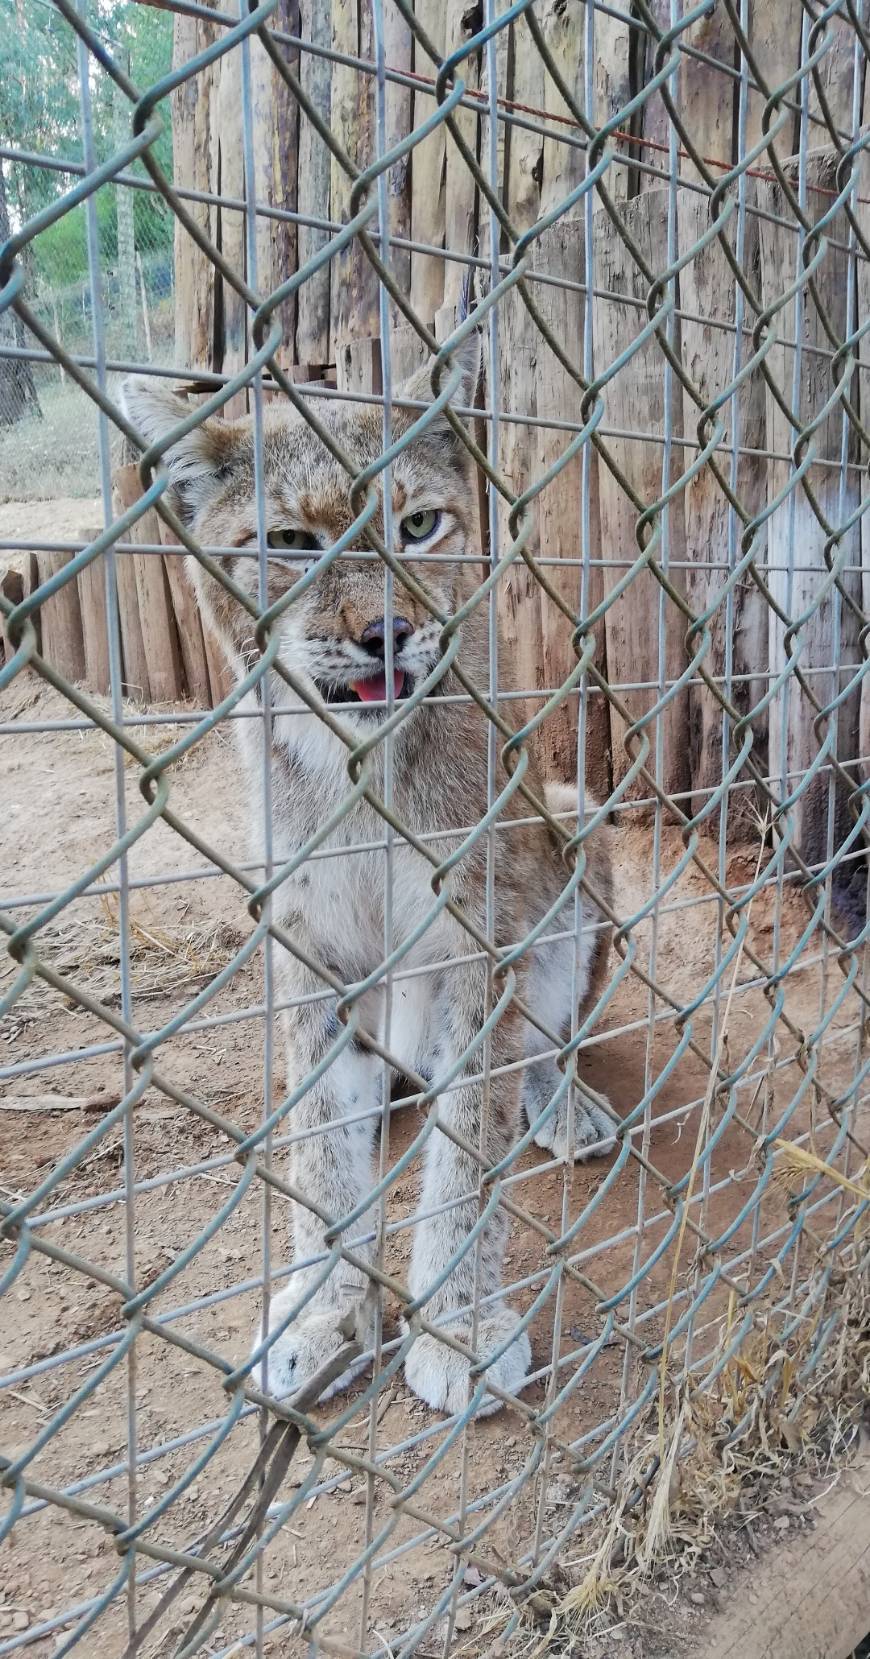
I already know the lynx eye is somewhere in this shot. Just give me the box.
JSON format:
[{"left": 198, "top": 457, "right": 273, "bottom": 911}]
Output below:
[
  {"left": 267, "top": 528, "right": 320, "bottom": 553},
  {"left": 401, "top": 509, "right": 440, "bottom": 543}
]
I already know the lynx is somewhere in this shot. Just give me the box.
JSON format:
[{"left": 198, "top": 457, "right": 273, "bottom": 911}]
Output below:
[{"left": 122, "top": 343, "right": 616, "bottom": 1417}]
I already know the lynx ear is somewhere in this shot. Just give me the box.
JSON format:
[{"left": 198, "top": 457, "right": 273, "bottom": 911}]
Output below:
[
  {"left": 120, "top": 377, "right": 244, "bottom": 522},
  {"left": 398, "top": 330, "right": 481, "bottom": 418}
]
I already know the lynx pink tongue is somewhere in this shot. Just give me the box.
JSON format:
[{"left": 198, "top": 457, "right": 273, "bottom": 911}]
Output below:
[{"left": 350, "top": 669, "right": 404, "bottom": 704}]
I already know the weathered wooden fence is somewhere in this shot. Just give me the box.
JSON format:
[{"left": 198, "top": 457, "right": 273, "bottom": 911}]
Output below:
[{"left": 10, "top": 0, "right": 868, "bottom": 859}]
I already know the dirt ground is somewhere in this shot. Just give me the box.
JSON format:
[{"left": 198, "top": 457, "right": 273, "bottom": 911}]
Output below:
[
  {"left": 0, "top": 495, "right": 103, "bottom": 550},
  {"left": 1, "top": 644, "right": 867, "bottom": 1654}
]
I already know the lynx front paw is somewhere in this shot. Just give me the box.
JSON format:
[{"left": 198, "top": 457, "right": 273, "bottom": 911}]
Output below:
[
  {"left": 528, "top": 1087, "right": 617, "bottom": 1163},
  {"left": 404, "top": 1305, "right": 531, "bottom": 1417},
  {"left": 252, "top": 1306, "right": 371, "bottom": 1405}
]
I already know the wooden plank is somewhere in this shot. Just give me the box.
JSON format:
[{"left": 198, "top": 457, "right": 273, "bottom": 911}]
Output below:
[
  {"left": 75, "top": 529, "right": 111, "bottom": 697},
  {"left": 537, "top": 0, "right": 631, "bottom": 216},
  {"left": 677, "top": 190, "right": 768, "bottom": 833},
  {"left": 250, "top": 0, "right": 299, "bottom": 372},
  {"left": 591, "top": 188, "right": 690, "bottom": 804},
  {"left": 433, "top": 300, "right": 488, "bottom": 596},
  {"left": 1, "top": 552, "right": 39, "bottom": 663},
  {"left": 171, "top": 8, "right": 219, "bottom": 371},
  {"left": 806, "top": 5, "right": 863, "bottom": 150},
  {"left": 493, "top": 255, "right": 542, "bottom": 754},
  {"left": 383, "top": 0, "right": 412, "bottom": 308},
  {"left": 701, "top": 1446, "right": 870, "bottom": 1659},
  {"left": 158, "top": 522, "right": 213, "bottom": 707},
  {"left": 115, "top": 551, "right": 150, "bottom": 701},
  {"left": 34, "top": 549, "right": 86, "bottom": 685},
  {"left": 214, "top": 39, "right": 248, "bottom": 415},
  {"left": 477, "top": 0, "right": 510, "bottom": 271},
  {"left": 391, "top": 321, "right": 429, "bottom": 386},
  {"left": 592, "top": 1, "right": 633, "bottom": 202},
  {"left": 744, "top": 0, "right": 803, "bottom": 162},
  {"left": 531, "top": 223, "right": 610, "bottom": 799},
  {"left": 114, "top": 465, "right": 184, "bottom": 705},
  {"left": 296, "top": 0, "right": 333, "bottom": 365},
  {"left": 442, "top": 0, "right": 481, "bottom": 311},
  {"left": 337, "top": 334, "right": 383, "bottom": 399},
  {"left": 635, "top": 0, "right": 734, "bottom": 192},
  {"left": 757, "top": 151, "right": 862, "bottom": 868},
  {"left": 408, "top": 0, "right": 448, "bottom": 331},
  {"left": 505, "top": 12, "right": 544, "bottom": 237},
  {"left": 0, "top": 565, "right": 24, "bottom": 671},
  {"left": 330, "top": 0, "right": 379, "bottom": 356},
  {"left": 132, "top": 544, "right": 184, "bottom": 705},
  {"left": 201, "top": 617, "right": 236, "bottom": 706}
]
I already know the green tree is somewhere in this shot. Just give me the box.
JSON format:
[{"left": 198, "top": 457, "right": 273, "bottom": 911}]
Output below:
[{"left": 0, "top": 0, "right": 173, "bottom": 294}]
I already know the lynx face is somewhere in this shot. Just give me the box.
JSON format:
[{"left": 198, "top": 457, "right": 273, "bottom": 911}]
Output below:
[{"left": 122, "top": 348, "right": 480, "bottom": 728}]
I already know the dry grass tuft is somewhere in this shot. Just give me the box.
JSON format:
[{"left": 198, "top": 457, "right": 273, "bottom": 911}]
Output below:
[
  {"left": 475, "top": 1201, "right": 870, "bottom": 1656},
  {"left": 0, "top": 898, "right": 248, "bottom": 1042}
]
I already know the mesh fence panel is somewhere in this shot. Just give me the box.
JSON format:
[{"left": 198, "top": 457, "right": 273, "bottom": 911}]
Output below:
[{"left": 2, "top": 0, "right": 870, "bottom": 1655}]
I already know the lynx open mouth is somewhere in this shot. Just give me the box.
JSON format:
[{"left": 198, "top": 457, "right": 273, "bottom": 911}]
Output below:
[{"left": 315, "top": 668, "right": 412, "bottom": 711}]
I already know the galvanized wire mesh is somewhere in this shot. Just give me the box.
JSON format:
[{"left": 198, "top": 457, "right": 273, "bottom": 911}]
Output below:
[{"left": 2, "top": 0, "right": 870, "bottom": 1655}]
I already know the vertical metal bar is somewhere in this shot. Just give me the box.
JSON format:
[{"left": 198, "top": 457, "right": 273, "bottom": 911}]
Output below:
[
  {"left": 778, "top": 6, "right": 811, "bottom": 1322},
  {"left": 827, "top": 24, "right": 863, "bottom": 1223},
  {"left": 240, "top": 13, "right": 274, "bottom": 1655},
  {"left": 359, "top": 1, "right": 397, "bottom": 1644},
  {"left": 74, "top": 4, "right": 139, "bottom": 1641},
  {"left": 442, "top": 4, "right": 504, "bottom": 1651}
]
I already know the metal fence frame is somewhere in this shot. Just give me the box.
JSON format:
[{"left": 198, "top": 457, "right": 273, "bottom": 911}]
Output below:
[{"left": 2, "top": 0, "right": 870, "bottom": 1654}]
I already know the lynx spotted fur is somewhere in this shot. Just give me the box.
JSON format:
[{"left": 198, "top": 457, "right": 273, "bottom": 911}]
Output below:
[{"left": 123, "top": 344, "right": 615, "bottom": 1417}]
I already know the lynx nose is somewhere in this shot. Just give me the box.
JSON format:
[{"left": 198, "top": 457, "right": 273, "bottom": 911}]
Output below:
[{"left": 359, "top": 616, "right": 413, "bottom": 658}]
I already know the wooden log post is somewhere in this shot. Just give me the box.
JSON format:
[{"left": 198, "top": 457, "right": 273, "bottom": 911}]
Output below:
[
  {"left": 171, "top": 8, "right": 219, "bottom": 374},
  {"left": 532, "top": 224, "right": 611, "bottom": 802},
  {"left": 0, "top": 552, "right": 39, "bottom": 668},
  {"left": 76, "top": 530, "right": 111, "bottom": 697},
  {"left": 330, "top": 0, "right": 380, "bottom": 368},
  {"left": 757, "top": 152, "right": 863, "bottom": 870},
  {"left": 113, "top": 466, "right": 185, "bottom": 704},
  {"left": 591, "top": 190, "right": 690, "bottom": 806},
  {"left": 536, "top": 0, "right": 631, "bottom": 217},
  {"left": 676, "top": 216, "right": 768, "bottom": 833},
  {"left": 744, "top": 0, "right": 804, "bottom": 163},
  {"left": 296, "top": 0, "right": 333, "bottom": 368},
  {"left": 250, "top": 2, "right": 300, "bottom": 376},
  {"left": 477, "top": 0, "right": 510, "bottom": 273},
  {"left": 157, "top": 528, "right": 213, "bottom": 708},
  {"left": 0, "top": 564, "right": 25, "bottom": 672},
  {"left": 488, "top": 221, "right": 612, "bottom": 795},
  {"left": 34, "top": 548, "right": 86, "bottom": 686},
  {"left": 408, "top": 0, "right": 448, "bottom": 335},
  {"left": 442, "top": 0, "right": 481, "bottom": 312}
]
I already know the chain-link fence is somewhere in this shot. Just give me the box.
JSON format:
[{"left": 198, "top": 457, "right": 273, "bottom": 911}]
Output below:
[{"left": 2, "top": 0, "right": 870, "bottom": 1655}]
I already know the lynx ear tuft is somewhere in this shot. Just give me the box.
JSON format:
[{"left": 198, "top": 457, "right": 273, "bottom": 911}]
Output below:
[
  {"left": 398, "top": 330, "right": 482, "bottom": 420},
  {"left": 120, "top": 377, "right": 244, "bottom": 522}
]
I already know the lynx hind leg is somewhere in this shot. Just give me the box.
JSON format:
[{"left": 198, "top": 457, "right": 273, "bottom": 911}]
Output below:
[
  {"left": 522, "top": 1046, "right": 615, "bottom": 1163},
  {"left": 522, "top": 868, "right": 616, "bottom": 1163},
  {"left": 404, "top": 970, "right": 531, "bottom": 1416}
]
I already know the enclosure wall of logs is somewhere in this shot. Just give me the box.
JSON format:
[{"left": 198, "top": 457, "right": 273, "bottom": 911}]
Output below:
[{"left": 5, "top": 0, "right": 870, "bottom": 863}]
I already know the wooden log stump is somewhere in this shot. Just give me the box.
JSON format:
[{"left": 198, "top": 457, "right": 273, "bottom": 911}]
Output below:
[
  {"left": 113, "top": 465, "right": 184, "bottom": 704},
  {"left": 34, "top": 547, "right": 86, "bottom": 685},
  {"left": 75, "top": 528, "right": 111, "bottom": 697},
  {"left": 591, "top": 188, "right": 690, "bottom": 808},
  {"left": 757, "top": 152, "right": 863, "bottom": 870}
]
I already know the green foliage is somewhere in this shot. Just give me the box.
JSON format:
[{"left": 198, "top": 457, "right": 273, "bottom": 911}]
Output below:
[{"left": 0, "top": 0, "right": 174, "bottom": 291}]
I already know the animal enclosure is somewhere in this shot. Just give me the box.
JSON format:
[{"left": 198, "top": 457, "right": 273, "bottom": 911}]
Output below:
[{"left": 2, "top": 0, "right": 870, "bottom": 1656}]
